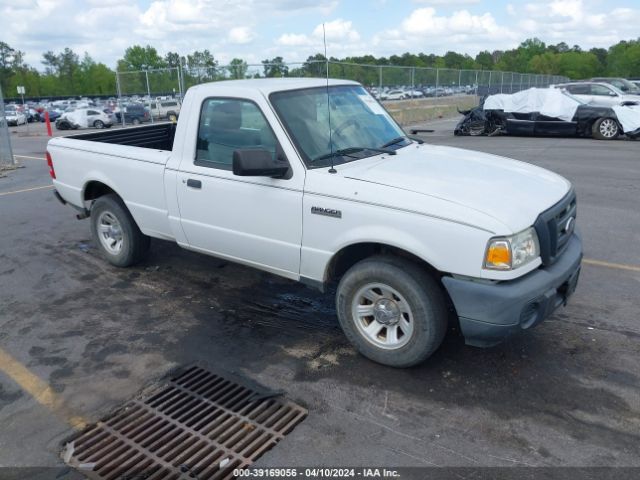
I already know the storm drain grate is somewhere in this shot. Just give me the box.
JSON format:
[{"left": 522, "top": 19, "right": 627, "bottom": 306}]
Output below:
[{"left": 62, "top": 366, "right": 307, "bottom": 480}]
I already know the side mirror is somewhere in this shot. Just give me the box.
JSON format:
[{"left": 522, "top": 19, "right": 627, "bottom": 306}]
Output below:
[
  {"left": 232, "top": 149, "right": 290, "bottom": 178},
  {"left": 608, "top": 91, "right": 618, "bottom": 97}
]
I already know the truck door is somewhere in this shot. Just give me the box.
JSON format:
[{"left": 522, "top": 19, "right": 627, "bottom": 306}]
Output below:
[{"left": 175, "top": 97, "right": 304, "bottom": 279}]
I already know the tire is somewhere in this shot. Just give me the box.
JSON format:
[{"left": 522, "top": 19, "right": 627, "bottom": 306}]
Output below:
[
  {"left": 168, "top": 112, "right": 178, "bottom": 122},
  {"left": 90, "top": 194, "right": 150, "bottom": 267},
  {"left": 94, "top": 120, "right": 105, "bottom": 129},
  {"left": 336, "top": 255, "right": 447, "bottom": 367},
  {"left": 592, "top": 117, "right": 620, "bottom": 140},
  {"left": 132, "top": 118, "right": 141, "bottom": 125}
]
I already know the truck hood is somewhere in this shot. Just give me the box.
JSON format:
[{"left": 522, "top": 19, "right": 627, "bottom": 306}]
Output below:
[{"left": 340, "top": 143, "right": 571, "bottom": 233}]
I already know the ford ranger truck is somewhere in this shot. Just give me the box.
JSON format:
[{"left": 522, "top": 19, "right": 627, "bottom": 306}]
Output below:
[{"left": 47, "top": 78, "right": 582, "bottom": 367}]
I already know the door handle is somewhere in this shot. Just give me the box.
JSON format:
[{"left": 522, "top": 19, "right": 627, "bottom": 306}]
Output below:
[{"left": 186, "top": 179, "right": 202, "bottom": 189}]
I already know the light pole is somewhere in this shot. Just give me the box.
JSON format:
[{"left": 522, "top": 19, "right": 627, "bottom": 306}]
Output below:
[{"left": 141, "top": 65, "right": 154, "bottom": 124}]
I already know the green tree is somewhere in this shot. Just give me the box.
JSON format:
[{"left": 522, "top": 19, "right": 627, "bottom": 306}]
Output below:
[
  {"left": 607, "top": 40, "right": 640, "bottom": 77},
  {"left": 0, "top": 42, "right": 21, "bottom": 93},
  {"left": 227, "top": 58, "right": 248, "bottom": 79},
  {"left": 557, "top": 51, "right": 600, "bottom": 79},
  {"left": 262, "top": 57, "right": 288, "bottom": 77},
  {"left": 528, "top": 52, "right": 560, "bottom": 75},
  {"left": 164, "top": 51, "right": 182, "bottom": 68},
  {"left": 118, "top": 45, "right": 165, "bottom": 71},
  {"left": 475, "top": 51, "right": 494, "bottom": 70}
]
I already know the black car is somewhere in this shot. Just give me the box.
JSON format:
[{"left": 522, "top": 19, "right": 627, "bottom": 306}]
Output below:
[
  {"left": 115, "top": 104, "right": 150, "bottom": 125},
  {"left": 455, "top": 103, "right": 640, "bottom": 141}
]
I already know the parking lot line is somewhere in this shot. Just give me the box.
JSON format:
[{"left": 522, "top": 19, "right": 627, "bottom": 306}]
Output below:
[
  {"left": 0, "top": 185, "right": 54, "bottom": 197},
  {"left": 0, "top": 347, "right": 87, "bottom": 430},
  {"left": 13, "top": 154, "right": 44, "bottom": 161},
  {"left": 583, "top": 258, "right": 640, "bottom": 273}
]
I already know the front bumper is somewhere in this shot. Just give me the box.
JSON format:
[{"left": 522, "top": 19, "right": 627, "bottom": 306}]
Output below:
[{"left": 442, "top": 233, "right": 582, "bottom": 347}]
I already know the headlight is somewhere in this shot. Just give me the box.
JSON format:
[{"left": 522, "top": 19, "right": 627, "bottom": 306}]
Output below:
[{"left": 484, "top": 227, "right": 540, "bottom": 270}]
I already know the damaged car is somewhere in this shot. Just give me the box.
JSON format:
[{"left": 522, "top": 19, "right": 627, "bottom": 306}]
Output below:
[{"left": 455, "top": 88, "right": 640, "bottom": 140}]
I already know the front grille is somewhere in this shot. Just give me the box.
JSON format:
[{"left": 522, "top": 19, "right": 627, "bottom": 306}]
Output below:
[{"left": 534, "top": 189, "right": 577, "bottom": 266}]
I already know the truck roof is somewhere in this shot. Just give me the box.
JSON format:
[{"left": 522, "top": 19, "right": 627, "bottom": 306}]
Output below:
[{"left": 189, "top": 78, "right": 360, "bottom": 96}]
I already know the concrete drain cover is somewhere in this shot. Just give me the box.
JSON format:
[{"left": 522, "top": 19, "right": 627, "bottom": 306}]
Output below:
[{"left": 62, "top": 366, "right": 307, "bottom": 479}]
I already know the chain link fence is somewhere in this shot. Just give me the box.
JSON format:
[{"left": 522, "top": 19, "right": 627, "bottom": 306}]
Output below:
[
  {"left": 0, "top": 85, "right": 15, "bottom": 167},
  {"left": 116, "top": 60, "right": 567, "bottom": 98},
  {"left": 114, "top": 61, "right": 568, "bottom": 125}
]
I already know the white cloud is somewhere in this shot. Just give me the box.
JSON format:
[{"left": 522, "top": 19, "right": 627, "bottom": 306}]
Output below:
[
  {"left": 277, "top": 18, "right": 362, "bottom": 56},
  {"left": 2, "top": 0, "right": 640, "bottom": 70},
  {"left": 277, "top": 33, "right": 314, "bottom": 47},
  {"left": 312, "top": 19, "right": 360, "bottom": 42},
  {"left": 412, "top": 0, "right": 480, "bottom": 4},
  {"left": 228, "top": 27, "right": 255, "bottom": 45}
]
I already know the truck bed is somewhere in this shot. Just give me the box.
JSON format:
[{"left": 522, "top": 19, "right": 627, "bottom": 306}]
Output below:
[
  {"left": 70, "top": 122, "right": 176, "bottom": 151},
  {"left": 49, "top": 122, "right": 175, "bottom": 241}
]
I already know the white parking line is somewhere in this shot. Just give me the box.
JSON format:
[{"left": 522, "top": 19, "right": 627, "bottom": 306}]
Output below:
[
  {"left": 583, "top": 258, "right": 640, "bottom": 273},
  {"left": 13, "top": 154, "right": 45, "bottom": 161},
  {"left": 0, "top": 185, "right": 54, "bottom": 197}
]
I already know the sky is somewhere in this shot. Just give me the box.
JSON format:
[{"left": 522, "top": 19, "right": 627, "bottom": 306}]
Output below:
[{"left": 2, "top": 0, "right": 640, "bottom": 69}]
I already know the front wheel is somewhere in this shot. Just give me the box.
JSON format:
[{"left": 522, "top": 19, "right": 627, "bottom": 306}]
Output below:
[
  {"left": 336, "top": 255, "right": 447, "bottom": 367},
  {"left": 90, "top": 194, "right": 150, "bottom": 267},
  {"left": 132, "top": 118, "right": 141, "bottom": 125},
  {"left": 592, "top": 117, "right": 619, "bottom": 140}
]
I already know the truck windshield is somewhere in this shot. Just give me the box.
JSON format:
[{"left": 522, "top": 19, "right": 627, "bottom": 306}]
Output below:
[{"left": 270, "top": 85, "right": 408, "bottom": 169}]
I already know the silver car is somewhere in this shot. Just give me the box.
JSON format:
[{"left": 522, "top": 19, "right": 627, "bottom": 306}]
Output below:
[{"left": 554, "top": 82, "right": 640, "bottom": 107}]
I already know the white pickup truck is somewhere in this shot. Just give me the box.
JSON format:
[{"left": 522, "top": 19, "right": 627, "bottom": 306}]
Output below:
[{"left": 48, "top": 78, "right": 582, "bottom": 367}]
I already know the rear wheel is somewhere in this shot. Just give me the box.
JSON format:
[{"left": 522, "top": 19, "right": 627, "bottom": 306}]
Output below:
[
  {"left": 93, "top": 120, "right": 104, "bottom": 129},
  {"left": 592, "top": 117, "right": 619, "bottom": 140},
  {"left": 336, "top": 255, "right": 448, "bottom": 367},
  {"left": 132, "top": 118, "right": 141, "bottom": 125},
  {"left": 90, "top": 194, "right": 150, "bottom": 267}
]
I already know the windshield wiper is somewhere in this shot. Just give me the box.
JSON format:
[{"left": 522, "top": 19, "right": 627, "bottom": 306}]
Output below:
[
  {"left": 380, "top": 136, "right": 408, "bottom": 148},
  {"left": 380, "top": 135, "right": 424, "bottom": 148},
  {"left": 311, "top": 146, "right": 396, "bottom": 163}
]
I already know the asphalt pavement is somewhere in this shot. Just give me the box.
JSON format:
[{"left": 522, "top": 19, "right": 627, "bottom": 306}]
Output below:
[{"left": 0, "top": 119, "right": 639, "bottom": 477}]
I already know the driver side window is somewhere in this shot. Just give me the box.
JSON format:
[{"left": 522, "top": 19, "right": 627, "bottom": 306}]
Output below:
[
  {"left": 590, "top": 85, "right": 615, "bottom": 96},
  {"left": 195, "top": 98, "right": 278, "bottom": 170}
]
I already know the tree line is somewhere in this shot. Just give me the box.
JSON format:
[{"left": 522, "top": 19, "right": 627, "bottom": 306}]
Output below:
[{"left": 1, "top": 38, "right": 639, "bottom": 99}]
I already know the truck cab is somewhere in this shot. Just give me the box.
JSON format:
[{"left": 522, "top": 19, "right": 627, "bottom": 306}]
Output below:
[{"left": 48, "top": 78, "right": 582, "bottom": 367}]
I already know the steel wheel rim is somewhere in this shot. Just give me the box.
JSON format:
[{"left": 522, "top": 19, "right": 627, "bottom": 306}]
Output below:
[
  {"left": 352, "top": 283, "right": 414, "bottom": 350},
  {"left": 600, "top": 119, "right": 617, "bottom": 138},
  {"left": 97, "top": 211, "right": 124, "bottom": 254}
]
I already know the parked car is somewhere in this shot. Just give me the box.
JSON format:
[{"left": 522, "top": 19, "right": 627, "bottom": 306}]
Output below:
[
  {"left": 56, "top": 108, "right": 114, "bottom": 130},
  {"left": 590, "top": 77, "right": 640, "bottom": 94},
  {"left": 149, "top": 100, "right": 181, "bottom": 121},
  {"left": 25, "top": 108, "right": 35, "bottom": 122},
  {"left": 380, "top": 89, "right": 406, "bottom": 101},
  {"left": 115, "top": 104, "right": 150, "bottom": 125},
  {"left": 554, "top": 82, "right": 640, "bottom": 107},
  {"left": 4, "top": 108, "right": 27, "bottom": 126},
  {"left": 404, "top": 89, "right": 424, "bottom": 99},
  {"left": 40, "top": 108, "right": 63, "bottom": 123},
  {"left": 455, "top": 87, "right": 640, "bottom": 140},
  {"left": 48, "top": 78, "right": 583, "bottom": 368}
]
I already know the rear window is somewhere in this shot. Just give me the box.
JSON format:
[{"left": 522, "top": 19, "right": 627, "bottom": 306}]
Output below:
[{"left": 566, "top": 84, "right": 589, "bottom": 95}]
